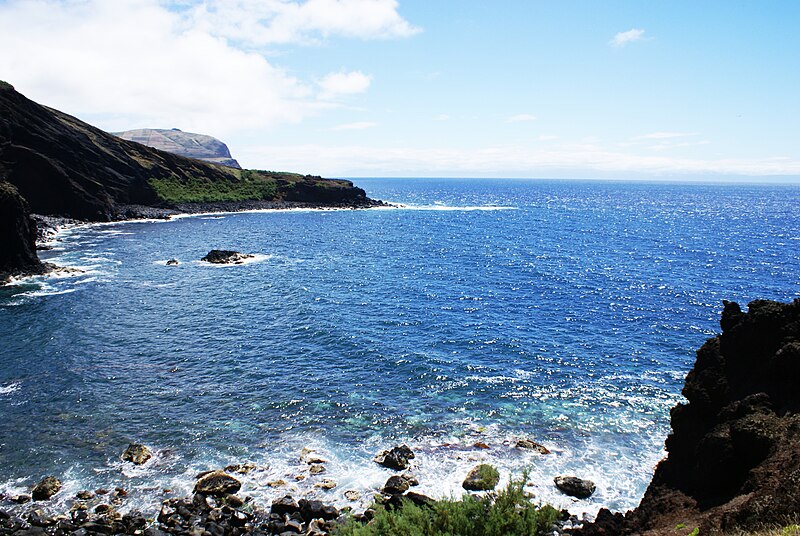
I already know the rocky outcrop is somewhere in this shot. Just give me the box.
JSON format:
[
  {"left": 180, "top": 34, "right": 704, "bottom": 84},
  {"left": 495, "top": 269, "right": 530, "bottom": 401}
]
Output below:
[
  {"left": 201, "top": 250, "right": 254, "bottom": 264},
  {"left": 581, "top": 299, "right": 800, "bottom": 535},
  {"left": 115, "top": 128, "right": 242, "bottom": 168},
  {"left": 374, "top": 444, "right": 415, "bottom": 470},
  {"left": 31, "top": 476, "right": 61, "bottom": 501},
  {"left": 121, "top": 443, "right": 152, "bottom": 465},
  {"left": 193, "top": 471, "right": 241, "bottom": 497},
  {"left": 554, "top": 476, "right": 595, "bottom": 499},
  {"left": 0, "top": 179, "right": 45, "bottom": 281},
  {"left": 0, "top": 82, "right": 378, "bottom": 223}
]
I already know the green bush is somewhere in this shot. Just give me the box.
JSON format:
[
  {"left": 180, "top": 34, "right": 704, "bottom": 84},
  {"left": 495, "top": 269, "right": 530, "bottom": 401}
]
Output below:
[
  {"left": 335, "top": 475, "right": 559, "bottom": 536},
  {"left": 148, "top": 174, "right": 278, "bottom": 203}
]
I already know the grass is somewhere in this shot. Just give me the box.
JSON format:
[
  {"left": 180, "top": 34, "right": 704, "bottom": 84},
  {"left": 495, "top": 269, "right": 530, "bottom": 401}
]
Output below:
[
  {"left": 148, "top": 173, "right": 278, "bottom": 203},
  {"left": 334, "top": 474, "right": 559, "bottom": 536}
]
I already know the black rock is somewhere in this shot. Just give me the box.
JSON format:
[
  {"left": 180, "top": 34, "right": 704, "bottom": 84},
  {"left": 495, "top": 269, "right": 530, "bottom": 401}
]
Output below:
[
  {"left": 298, "top": 499, "right": 338, "bottom": 522},
  {"left": 31, "top": 476, "right": 61, "bottom": 501},
  {"left": 193, "top": 470, "right": 241, "bottom": 496},
  {"left": 271, "top": 496, "right": 300, "bottom": 516},
  {"left": 374, "top": 444, "right": 415, "bottom": 470},
  {"left": 554, "top": 476, "right": 596, "bottom": 499},
  {"left": 122, "top": 443, "right": 152, "bottom": 465},
  {"left": 201, "top": 250, "right": 254, "bottom": 264}
]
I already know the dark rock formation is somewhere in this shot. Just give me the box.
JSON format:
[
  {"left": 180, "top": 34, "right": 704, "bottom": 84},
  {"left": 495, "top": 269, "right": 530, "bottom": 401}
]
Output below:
[
  {"left": 201, "top": 250, "right": 254, "bottom": 264},
  {"left": 382, "top": 474, "right": 418, "bottom": 495},
  {"left": 121, "top": 443, "right": 153, "bottom": 465},
  {"left": 31, "top": 476, "right": 61, "bottom": 501},
  {"left": 516, "top": 438, "right": 551, "bottom": 454},
  {"left": 193, "top": 471, "right": 241, "bottom": 497},
  {"left": 580, "top": 299, "right": 800, "bottom": 535},
  {"left": 374, "top": 444, "right": 415, "bottom": 470},
  {"left": 462, "top": 464, "right": 500, "bottom": 491},
  {"left": 115, "top": 128, "right": 242, "bottom": 168},
  {"left": 554, "top": 476, "right": 595, "bottom": 499},
  {"left": 0, "top": 179, "right": 45, "bottom": 281}
]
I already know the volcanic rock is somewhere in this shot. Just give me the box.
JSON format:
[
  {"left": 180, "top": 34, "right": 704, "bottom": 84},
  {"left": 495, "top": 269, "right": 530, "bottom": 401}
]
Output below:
[
  {"left": 121, "top": 443, "right": 152, "bottom": 465},
  {"left": 554, "top": 476, "right": 596, "bottom": 499},
  {"left": 579, "top": 299, "right": 800, "bottom": 535},
  {"left": 0, "top": 180, "right": 45, "bottom": 281},
  {"left": 193, "top": 471, "right": 241, "bottom": 497},
  {"left": 31, "top": 476, "right": 61, "bottom": 501},
  {"left": 516, "top": 438, "right": 551, "bottom": 454},
  {"left": 374, "top": 444, "right": 415, "bottom": 470},
  {"left": 201, "top": 250, "right": 254, "bottom": 264}
]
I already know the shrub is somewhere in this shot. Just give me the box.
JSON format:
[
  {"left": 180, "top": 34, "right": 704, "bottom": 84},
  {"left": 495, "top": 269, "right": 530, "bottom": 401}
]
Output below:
[{"left": 335, "top": 474, "right": 559, "bottom": 536}]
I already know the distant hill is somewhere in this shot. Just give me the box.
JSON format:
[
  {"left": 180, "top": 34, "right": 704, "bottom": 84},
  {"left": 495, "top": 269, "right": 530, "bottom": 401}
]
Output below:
[{"left": 114, "top": 128, "right": 242, "bottom": 169}]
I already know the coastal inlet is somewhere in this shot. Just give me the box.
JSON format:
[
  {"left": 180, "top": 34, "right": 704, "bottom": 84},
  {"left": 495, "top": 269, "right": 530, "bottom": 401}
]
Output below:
[{"left": 1, "top": 178, "right": 799, "bottom": 520}]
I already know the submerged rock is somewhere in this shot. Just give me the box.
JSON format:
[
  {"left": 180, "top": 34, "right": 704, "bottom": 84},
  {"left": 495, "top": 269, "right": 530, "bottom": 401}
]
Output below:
[
  {"left": 122, "top": 443, "right": 153, "bottom": 465},
  {"left": 462, "top": 464, "right": 500, "bottom": 491},
  {"left": 201, "top": 250, "right": 254, "bottom": 264},
  {"left": 165, "top": 258, "right": 179, "bottom": 266},
  {"left": 374, "top": 444, "right": 415, "bottom": 470},
  {"left": 193, "top": 471, "right": 241, "bottom": 496},
  {"left": 554, "top": 476, "right": 596, "bottom": 499},
  {"left": 31, "top": 476, "right": 61, "bottom": 501},
  {"left": 516, "top": 438, "right": 551, "bottom": 454}
]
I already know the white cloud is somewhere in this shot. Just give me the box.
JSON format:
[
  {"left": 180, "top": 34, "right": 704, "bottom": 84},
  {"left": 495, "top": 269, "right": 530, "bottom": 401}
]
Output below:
[
  {"left": 634, "top": 132, "right": 699, "bottom": 140},
  {"left": 237, "top": 142, "right": 800, "bottom": 178},
  {"left": 536, "top": 135, "right": 559, "bottom": 141},
  {"left": 611, "top": 28, "right": 646, "bottom": 47},
  {"left": 507, "top": 114, "right": 538, "bottom": 123},
  {"left": 0, "top": 0, "right": 412, "bottom": 136},
  {"left": 318, "top": 71, "right": 372, "bottom": 98},
  {"left": 433, "top": 114, "right": 450, "bottom": 121},
  {"left": 184, "top": 0, "right": 421, "bottom": 46},
  {"left": 330, "top": 121, "right": 378, "bottom": 130}
]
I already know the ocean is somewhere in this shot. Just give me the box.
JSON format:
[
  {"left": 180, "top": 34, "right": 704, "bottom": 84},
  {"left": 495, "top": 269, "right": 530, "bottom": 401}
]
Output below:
[{"left": 1, "top": 178, "right": 798, "bottom": 518}]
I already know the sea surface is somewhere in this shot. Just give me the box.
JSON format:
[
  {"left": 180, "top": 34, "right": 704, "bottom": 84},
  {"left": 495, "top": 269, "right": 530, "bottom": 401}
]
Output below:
[{"left": 1, "top": 178, "right": 799, "bottom": 517}]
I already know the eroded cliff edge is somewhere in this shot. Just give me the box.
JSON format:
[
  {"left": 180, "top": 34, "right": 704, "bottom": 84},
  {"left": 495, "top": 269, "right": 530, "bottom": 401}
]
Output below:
[{"left": 582, "top": 299, "right": 800, "bottom": 535}]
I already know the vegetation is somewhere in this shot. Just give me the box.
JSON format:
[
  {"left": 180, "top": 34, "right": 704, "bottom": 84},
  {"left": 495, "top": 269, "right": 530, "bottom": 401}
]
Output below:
[
  {"left": 148, "top": 172, "right": 279, "bottom": 203},
  {"left": 335, "top": 474, "right": 559, "bottom": 536}
]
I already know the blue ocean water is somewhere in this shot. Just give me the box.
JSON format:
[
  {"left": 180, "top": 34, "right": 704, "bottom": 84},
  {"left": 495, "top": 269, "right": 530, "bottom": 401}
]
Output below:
[{"left": 1, "top": 178, "right": 798, "bottom": 516}]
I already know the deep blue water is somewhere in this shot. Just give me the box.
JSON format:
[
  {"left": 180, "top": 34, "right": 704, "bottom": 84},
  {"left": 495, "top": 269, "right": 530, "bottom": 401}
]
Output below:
[{"left": 1, "top": 178, "right": 798, "bottom": 515}]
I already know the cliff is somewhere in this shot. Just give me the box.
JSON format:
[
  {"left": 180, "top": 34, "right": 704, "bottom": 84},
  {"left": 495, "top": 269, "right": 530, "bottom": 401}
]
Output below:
[
  {"left": 0, "top": 178, "right": 44, "bottom": 282},
  {"left": 114, "top": 128, "right": 242, "bottom": 169},
  {"left": 0, "top": 82, "right": 373, "bottom": 222},
  {"left": 582, "top": 299, "right": 800, "bottom": 535}
]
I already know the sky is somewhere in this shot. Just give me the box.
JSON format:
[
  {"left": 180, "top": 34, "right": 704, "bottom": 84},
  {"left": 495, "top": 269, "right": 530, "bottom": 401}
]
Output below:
[{"left": 1, "top": 0, "right": 799, "bottom": 180}]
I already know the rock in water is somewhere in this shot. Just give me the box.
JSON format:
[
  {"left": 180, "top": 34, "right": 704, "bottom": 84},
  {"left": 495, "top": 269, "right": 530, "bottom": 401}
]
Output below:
[
  {"left": 193, "top": 471, "right": 241, "bottom": 496},
  {"left": 515, "top": 438, "right": 551, "bottom": 454},
  {"left": 114, "top": 128, "right": 242, "bottom": 169},
  {"left": 201, "top": 250, "right": 254, "bottom": 264},
  {"left": 31, "top": 476, "right": 61, "bottom": 501},
  {"left": 462, "top": 464, "right": 500, "bottom": 491},
  {"left": 374, "top": 444, "right": 415, "bottom": 470},
  {"left": 554, "top": 476, "right": 596, "bottom": 499},
  {"left": 122, "top": 443, "right": 153, "bottom": 465}
]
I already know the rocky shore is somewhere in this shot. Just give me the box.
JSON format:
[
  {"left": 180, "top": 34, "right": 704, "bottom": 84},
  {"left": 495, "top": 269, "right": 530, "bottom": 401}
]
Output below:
[{"left": 0, "top": 442, "right": 585, "bottom": 536}]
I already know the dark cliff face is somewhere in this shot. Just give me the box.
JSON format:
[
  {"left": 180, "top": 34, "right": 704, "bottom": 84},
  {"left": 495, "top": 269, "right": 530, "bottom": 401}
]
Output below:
[
  {"left": 0, "top": 178, "right": 44, "bottom": 280},
  {"left": 0, "top": 84, "right": 240, "bottom": 221},
  {"left": 582, "top": 299, "right": 800, "bottom": 535}
]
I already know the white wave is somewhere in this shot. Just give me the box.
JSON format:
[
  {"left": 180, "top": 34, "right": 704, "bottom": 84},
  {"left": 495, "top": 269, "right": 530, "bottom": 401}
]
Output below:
[
  {"left": 391, "top": 204, "right": 517, "bottom": 212},
  {"left": 0, "top": 381, "right": 21, "bottom": 395}
]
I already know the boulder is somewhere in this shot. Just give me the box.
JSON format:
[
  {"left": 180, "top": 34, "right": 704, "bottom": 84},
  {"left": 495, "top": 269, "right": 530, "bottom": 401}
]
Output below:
[
  {"left": 382, "top": 475, "right": 413, "bottom": 495},
  {"left": 271, "top": 495, "right": 300, "bottom": 516},
  {"left": 554, "top": 476, "right": 596, "bottom": 499},
  {"left": 165, "top": 259, "right": 179, "bottom": 266},
  {"left": 298, "top": 499, "right": 338, "bottom": 522},
  {"left": 193, "top": 471, "right": 241, "bottom": 496},
  {"left": 201, "top": 250, "right": 254, "bottom": 264},
  {"left": 462, "top": 464, "right": 500, "bottom": 491},
  {"left": 374, "top": 444, "right": 415, "bottom": 470},
  {"left": 516, "top": 439, "right": 551, "bottom": 454},
  {"left": 121, "top": 443, "right": 153, "bottom": 465},
  {"left": 31, "top": 476, "right": 61, "bottom": 501}
]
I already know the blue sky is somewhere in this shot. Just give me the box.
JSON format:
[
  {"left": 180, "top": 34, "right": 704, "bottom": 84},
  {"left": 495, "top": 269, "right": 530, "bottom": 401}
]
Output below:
[{"left": 1, "top": 0, "right": 798, "bottom": 180}]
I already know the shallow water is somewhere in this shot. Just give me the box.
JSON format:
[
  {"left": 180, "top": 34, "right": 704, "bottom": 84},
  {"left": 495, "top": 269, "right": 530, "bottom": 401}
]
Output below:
[{"left": 1, "top": 178, "right": 798, "bottom": 517}]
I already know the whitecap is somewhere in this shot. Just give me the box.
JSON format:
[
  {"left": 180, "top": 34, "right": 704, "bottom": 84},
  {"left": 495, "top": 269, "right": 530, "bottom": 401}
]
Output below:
[{"left": 0, "top": 381, "right": 21, "bottom": 395}]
